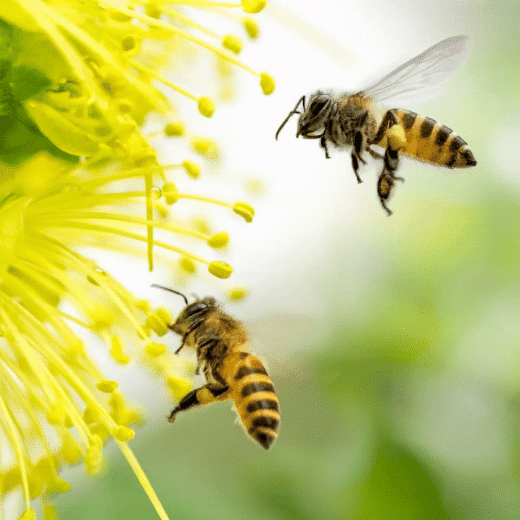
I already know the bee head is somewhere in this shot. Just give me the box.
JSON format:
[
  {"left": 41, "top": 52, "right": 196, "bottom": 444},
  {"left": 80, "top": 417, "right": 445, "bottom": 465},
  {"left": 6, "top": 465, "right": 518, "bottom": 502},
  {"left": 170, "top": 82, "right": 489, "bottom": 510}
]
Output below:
[
  {"left": 276, "top": 92, "right": 332, "bottom": 140},
  {"left": 151, "top": 284, "right": 216, "bottom": 335},
  {"left": 297, "top": 92, "right": 332, "bottom": 138},
  {"left": 171, "top": 297, "right": 217, "bottom": 335}
]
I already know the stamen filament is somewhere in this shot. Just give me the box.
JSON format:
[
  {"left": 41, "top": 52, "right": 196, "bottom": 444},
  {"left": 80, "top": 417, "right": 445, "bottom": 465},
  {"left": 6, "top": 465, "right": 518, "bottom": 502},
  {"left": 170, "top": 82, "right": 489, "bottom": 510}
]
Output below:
[
  {"left": 41, "top": 211, "right": 210, "bottom": 241},
  {"left": 0, "top": 302, "right": 91, "bottom": 445},
  {"left": 163, "top": 7, "right": 220, "bottom": 38},
  {"left": 29, "top": 237, "right": 149, "bottom": 338},
  {"left": 130, "top": 60, "right": 199, "bottom": 102},
  {"left": 102, "top": 4, "right": 258, "bottom": 75},
  {"left": 178, "top": 193, "right": 234, "bottom": 208},
  {"left": 0, "top": 392, "right": 31, "bottom": 511},
  {"left": 40, "top": 221, "right": 210, "bottom": 264},
  {"left": 0, "top": 365, "right": 58, "bottom": 474},
  {"left": 117, "top": 441, "right": 171, "bottom": 520}
]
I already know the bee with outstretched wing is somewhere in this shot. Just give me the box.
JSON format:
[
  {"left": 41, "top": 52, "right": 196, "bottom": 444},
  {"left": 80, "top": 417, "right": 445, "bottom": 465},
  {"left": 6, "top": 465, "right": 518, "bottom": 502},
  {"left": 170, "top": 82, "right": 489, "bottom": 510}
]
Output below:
[{"left": 276, "top": 36, "right": 477, "bottom": 215}]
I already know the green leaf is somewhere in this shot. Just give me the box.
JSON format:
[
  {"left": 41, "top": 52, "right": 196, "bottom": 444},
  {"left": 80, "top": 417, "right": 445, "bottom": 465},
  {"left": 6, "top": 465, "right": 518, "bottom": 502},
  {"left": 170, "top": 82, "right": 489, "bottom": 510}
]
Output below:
[
  {"left": 8, "top": 64, "right": 51, "bottom": 101},
  {"left": 0, "top": 57, "right": 11, "bottom": 80},
  {"left": 0, "top": 18, "right": 13, "bottom": 59},
  {"left": 356, "top": 435, "right": 448, "bottom": 520}
]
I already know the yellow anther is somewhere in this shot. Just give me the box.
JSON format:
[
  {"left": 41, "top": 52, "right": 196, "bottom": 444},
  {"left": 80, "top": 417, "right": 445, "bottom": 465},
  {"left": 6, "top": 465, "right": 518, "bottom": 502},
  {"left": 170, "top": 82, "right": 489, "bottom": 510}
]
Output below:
[
  {"left": 191, "top": 217, "right": 211, "bottom": 234},
  {"left": 121, "top": 35, "right": 136, "bottom": 51},
  {"left": 208, "top": 261, "right": 233, "bottom": 279},
  {"left": 222, "top": 35, "right": 243, "bottom": 54},
  {"left": 47, "top": 476, "right": 71, "bottom": 494},
  {"left": 182, "top": 160, "right": 201, "bottom": 179},
  {"left": 19, "top": 509, "right": 36, "bottom": 520},
  {"left": 260, "top": 72, "right": 275, "bottom": 95},
  {"left": 146, "top": 342, "right": 167, "bottom": 357},
  {"left": 61, "top": 432, "right": 82, "bottom": 464},
  {"left": 207, "top": 232, "right": 229, "bottom": 248},
  {"left": 83, "top": 405, "right": 101, "bottom": 424},
  {"left": 243, "top": 18, "right": 259, "bottom": 39},
  {"left": 228, "top": 287, "right": 248, "bottom": 301},
  {"left": 110, "top": 336, "right": 130, "bottom": 364},
  {"left": 28, "top": 470, "right": 44, "bottom": 499},
  {"left": 191, "top": 137, "right": 219, "bottom": 160},
  {"left": 135, "top": 299, "right": 151, "bottom": 313},
  {"left": 198, "top": 96, "right": 215, "bottom": 117},
  {"left": 46, "top": 403, "right": 66, "bottom": 425},
  {"left": 117, "top": 99, "right": 133, "bottom": 113},
  {"left": 109, "top": 11, "right": 132, "bottom": 22},
  {"left": 90, "top": 423, "right": 110, "bottom": 443},
  {"left": 233, "top": 202, "right": 255, "bottom": 222},
  {"left": 387, "top": 124, "right": 407, "bottom": 150},
  {"left": 44, "top": 504, "right": 58, "bottom": 520},
  {"left": 156, "top": 307, "right": 173, "bottom": 324},
  {"left": 90, "top": 434, "right": 103, "bottom": 451},
  {"left": 113, "top": 425, "right": 135, "bottom": 442},
  {"left": 145, "top": 312, "right": 169, "bottom": 336},
  {"left": 241, "top": 0, "right": 267, "bottom": 13},
  {"left": 162, "top": 182, "right": 179, "bottom": 204},
  {"left": 85, "top": 442, "right": 103, "bottom": 475},
  {"left": 96, "top": 380, "right": 119, "bottom": 393},
  {"left": 245, "top": 177, "right": 265, "bottom": 194},
  {"left": 167, "top": 375, "right": 192, "bottom": 401},
  {"left": 164, "top": 122, "right": 184, "bottom": 136},
  {"left": 180, "top": 256, "right": 196, "bottom": 273},
  {"left": 35, "top": 457, "right": 53, "bottom": 480}
]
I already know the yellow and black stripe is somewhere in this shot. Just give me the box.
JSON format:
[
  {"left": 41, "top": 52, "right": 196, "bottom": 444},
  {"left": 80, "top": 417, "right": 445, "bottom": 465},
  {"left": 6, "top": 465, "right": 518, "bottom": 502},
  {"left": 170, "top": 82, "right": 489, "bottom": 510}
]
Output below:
[
  {"left": 374, "top": 109, "right": 476, "bottom": 168},
  {"left": 231, "top": 353, "right": 280, "bottom": 449}
]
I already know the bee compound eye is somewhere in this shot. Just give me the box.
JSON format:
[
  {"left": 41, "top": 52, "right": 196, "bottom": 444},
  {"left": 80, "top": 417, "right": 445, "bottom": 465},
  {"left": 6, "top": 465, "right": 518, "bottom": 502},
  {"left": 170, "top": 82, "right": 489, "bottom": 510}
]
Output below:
[{"left": 310, "top": 98, "right": 328, "bottom": 116}]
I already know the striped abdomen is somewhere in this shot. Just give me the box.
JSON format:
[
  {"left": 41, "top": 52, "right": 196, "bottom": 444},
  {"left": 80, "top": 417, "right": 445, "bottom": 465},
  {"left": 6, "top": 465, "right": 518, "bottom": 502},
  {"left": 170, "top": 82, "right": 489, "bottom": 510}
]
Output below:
[
  {"left": 230, "top": 353, "right": 280, "bottom": 449},
  {"left": 375, "top": 109, "right": 477, "bottom": 168}
]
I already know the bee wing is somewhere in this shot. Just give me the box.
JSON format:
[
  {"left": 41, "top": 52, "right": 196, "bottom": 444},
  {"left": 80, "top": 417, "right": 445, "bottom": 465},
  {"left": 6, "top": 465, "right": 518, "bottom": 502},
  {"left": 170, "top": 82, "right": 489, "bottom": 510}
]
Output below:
[
  {"left": 364, "top": 35, "right": 471, "bottom": 105},
  {"left": 247, "top": 314, "right": 324, "bottom": 362}
]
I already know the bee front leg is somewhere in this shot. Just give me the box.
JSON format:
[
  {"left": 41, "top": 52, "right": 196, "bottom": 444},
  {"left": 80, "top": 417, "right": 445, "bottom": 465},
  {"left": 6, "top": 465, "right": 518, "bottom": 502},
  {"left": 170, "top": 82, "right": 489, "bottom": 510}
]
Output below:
[
  {"left": 168, "top": 384, "right": 229, "bottom": 422},
  {"left": 320, "top": 135, "right": 330, "bottom": 159}
]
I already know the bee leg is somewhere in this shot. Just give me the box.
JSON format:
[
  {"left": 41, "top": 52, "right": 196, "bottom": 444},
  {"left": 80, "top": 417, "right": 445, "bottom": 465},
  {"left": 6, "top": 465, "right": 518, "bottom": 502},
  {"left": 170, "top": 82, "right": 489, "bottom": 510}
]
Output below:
[
  {"left": 320, "top": 135, "right": 330, "bottom": 159},
  {"left": 168, "top": 384, "right": 229, "bottom": 422},
  {"left": 174, "top": 336, "right": 187, "bottom": 354},
  {"left": 351, "top": 130, "right": 368, "bottom": 183},
  {"left": 368, "top": 147, "right": 384, "bottom": 160},
  {"left": 377, "top": 146, "right": 402, "bottom": 216},
  {"left": 377, "top": 172, "right": 395, "bottom": 216}
]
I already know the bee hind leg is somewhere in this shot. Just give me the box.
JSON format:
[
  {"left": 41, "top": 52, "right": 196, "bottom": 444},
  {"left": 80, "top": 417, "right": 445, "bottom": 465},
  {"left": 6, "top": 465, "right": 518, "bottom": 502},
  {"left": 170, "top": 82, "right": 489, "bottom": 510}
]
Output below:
[
  {"left": 377, "top": 144, "right": 405, "bottom": 216},
  {"left": 168, "top": 384, "right": 229, "bottom": 422}
]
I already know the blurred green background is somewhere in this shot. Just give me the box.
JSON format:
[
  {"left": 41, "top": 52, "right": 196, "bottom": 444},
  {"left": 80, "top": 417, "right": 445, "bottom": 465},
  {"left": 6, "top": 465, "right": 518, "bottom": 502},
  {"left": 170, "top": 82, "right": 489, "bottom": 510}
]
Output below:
[{"left": 56, "top": 1, "right": 520, "bottom": 519}]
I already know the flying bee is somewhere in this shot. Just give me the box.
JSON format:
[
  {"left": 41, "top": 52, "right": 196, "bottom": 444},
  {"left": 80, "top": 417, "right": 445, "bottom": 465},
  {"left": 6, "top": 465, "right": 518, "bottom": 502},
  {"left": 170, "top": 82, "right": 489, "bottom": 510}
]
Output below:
[
  {"left": 153, "top": 285, "right": 280, "bottom": 450},
  {"left": 276, "top": 35, "right": 477, "bottom": 215}
]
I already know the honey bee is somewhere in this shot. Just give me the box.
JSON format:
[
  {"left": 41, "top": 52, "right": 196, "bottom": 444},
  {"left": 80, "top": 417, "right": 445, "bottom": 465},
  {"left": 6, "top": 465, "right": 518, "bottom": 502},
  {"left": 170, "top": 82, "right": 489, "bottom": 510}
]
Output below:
[
  {"left": 276, "top": 35, "right": 477, "bottom": 215},
  {"left": 153, "top": 285, "right": 280, "bottom": 449}
]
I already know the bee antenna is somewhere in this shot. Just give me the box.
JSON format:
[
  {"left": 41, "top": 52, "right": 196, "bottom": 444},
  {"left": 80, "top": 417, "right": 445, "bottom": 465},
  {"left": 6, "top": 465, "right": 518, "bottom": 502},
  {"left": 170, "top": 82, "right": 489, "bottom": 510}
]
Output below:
[
  {"left": 275, "top": 95, "right": 306, "bottom": 140},
  {"left": 151, "top": 284, "right": 189, "bottom": 305}
]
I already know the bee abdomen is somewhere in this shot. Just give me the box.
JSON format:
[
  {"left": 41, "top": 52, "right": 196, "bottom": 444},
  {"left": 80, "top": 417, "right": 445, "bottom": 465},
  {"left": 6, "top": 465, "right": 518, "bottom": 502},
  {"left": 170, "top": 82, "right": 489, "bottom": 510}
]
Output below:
[
  {"left": 391, "top": 109, "right": 476, "bottom": 168},
  {"left": 232, "top": 354, "right": 280, "bottom": 449}
]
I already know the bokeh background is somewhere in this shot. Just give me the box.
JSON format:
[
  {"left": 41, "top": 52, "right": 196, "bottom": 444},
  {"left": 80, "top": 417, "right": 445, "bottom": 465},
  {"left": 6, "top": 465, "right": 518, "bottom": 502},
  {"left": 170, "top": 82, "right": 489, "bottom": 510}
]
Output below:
[{"left": 57, "top": 1, "right": 520, "bottom": 518}]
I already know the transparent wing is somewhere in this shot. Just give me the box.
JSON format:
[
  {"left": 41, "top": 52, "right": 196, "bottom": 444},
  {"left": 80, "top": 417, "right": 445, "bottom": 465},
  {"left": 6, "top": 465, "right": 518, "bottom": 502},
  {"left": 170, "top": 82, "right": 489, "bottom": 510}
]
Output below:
[{"left": 364, "top": 35, "right": 471, "bottom": 105}]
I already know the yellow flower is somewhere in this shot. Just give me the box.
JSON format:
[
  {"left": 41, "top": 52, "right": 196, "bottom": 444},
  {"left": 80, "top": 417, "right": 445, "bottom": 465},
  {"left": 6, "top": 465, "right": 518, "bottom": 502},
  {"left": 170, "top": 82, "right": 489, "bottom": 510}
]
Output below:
[
  {"left": 0, "top": 0, "right": 274, "bottom": 518},
  {"left": 0, "top": 0, "right": 275, "bottom": 163},
  {"left": 0, "top": 149, "right": 253, "bottom": 518}
]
